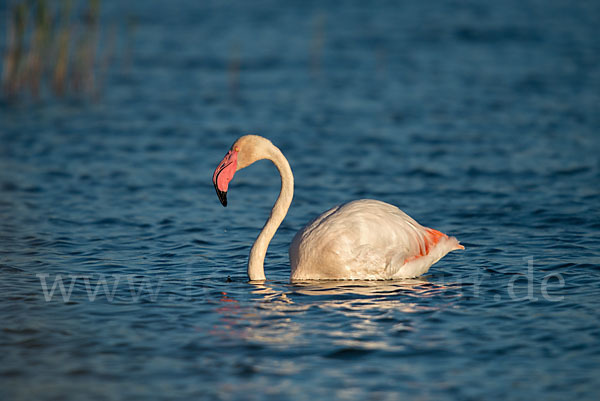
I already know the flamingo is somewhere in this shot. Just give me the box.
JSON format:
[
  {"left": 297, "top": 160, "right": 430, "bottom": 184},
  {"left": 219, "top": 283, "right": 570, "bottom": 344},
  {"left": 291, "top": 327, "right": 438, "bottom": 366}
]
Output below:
[{"left": 212, "top": 135, "right": 464, "bottom": 281}]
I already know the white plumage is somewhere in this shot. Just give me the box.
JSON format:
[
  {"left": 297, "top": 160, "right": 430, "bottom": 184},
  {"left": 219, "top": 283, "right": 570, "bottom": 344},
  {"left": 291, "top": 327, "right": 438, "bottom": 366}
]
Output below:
[
  {"left": 290, "top": 199, "right": 462, "bottom": 280},
  {"left": 212, "top": 135, "right": 463, "bottom": 281}
]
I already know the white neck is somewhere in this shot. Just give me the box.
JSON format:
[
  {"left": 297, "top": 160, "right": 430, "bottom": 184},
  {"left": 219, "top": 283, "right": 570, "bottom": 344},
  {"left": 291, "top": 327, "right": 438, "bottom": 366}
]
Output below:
[{"left": 248, "top": 144, "right": 294, "bottom": 281}]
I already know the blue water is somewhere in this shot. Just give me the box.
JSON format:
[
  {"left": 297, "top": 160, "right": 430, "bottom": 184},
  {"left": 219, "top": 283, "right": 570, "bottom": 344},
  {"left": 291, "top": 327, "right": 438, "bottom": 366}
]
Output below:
[{"left": 1, "top": 0, "right": 600, "bottom": 399}]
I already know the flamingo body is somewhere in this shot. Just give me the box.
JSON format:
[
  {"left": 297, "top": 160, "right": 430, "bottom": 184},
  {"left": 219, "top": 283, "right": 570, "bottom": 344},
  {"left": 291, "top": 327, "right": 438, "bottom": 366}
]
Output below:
[
  {"left": 290, "top": 199, "right": 463, "bottom": 280},
  {"left": 212, "top": 135, "right": 463, "bottom": 281}
]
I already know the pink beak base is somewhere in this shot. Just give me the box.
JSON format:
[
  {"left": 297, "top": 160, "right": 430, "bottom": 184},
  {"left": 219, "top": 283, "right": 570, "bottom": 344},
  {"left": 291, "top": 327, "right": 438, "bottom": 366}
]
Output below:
[{"left": 212, "top": 150, "right": 238, "bottom": 206}]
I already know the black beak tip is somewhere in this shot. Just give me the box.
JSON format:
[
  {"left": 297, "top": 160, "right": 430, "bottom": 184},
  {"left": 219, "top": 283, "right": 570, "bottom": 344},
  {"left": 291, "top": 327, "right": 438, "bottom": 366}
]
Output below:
[{"left": 216, "top": 189, "right": 228, "bottom": 207}]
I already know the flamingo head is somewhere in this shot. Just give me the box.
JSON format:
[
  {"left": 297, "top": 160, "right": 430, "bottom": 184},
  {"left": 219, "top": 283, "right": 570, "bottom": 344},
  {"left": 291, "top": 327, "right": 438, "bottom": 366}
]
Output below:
[{"left": 212, "top": 135, "right": 273, "bottom": 207}]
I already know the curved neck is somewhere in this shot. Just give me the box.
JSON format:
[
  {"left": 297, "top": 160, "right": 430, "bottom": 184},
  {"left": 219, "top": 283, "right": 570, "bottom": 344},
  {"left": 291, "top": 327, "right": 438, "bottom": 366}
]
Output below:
[{"left": 248, "top": 145, "right": 294, "bottom": 281}]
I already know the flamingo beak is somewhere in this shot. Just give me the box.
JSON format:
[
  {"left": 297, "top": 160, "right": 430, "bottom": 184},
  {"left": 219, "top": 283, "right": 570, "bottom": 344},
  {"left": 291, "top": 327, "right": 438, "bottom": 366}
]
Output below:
[
  {"left": 212, "top": 149, "right": 238, "bottom": 207},
  {"left": 215, "top": 187, "right": 228, "bottom": 207}
]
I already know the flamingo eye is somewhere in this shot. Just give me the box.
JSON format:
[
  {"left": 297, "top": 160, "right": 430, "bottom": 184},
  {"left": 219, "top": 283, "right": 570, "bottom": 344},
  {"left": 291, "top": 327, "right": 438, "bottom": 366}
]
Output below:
[{"left": 234, "top": 146, "right": 240, "bottom": 152}]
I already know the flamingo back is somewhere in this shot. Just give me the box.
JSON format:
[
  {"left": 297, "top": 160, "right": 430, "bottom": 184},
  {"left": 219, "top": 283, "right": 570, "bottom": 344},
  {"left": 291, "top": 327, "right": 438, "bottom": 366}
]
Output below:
[{"left": 289, "top": 199, "right": 463, "bottom": 280}]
